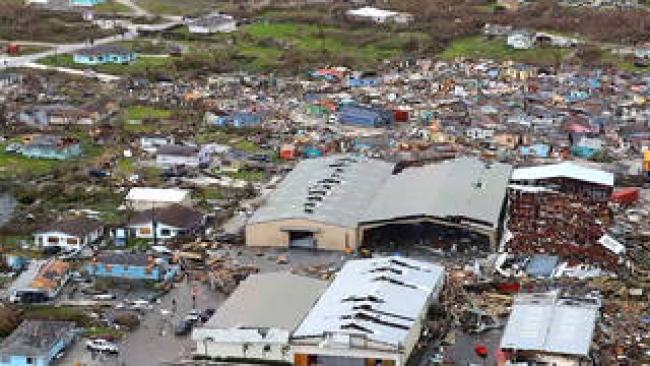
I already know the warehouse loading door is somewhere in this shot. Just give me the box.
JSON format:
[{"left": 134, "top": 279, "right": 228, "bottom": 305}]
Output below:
[
  {"left": 289, "top": 231, "right": 316, "bottom": 249},
  {"left": 313, "top": 355, "right": 365, "bottom": 366}
]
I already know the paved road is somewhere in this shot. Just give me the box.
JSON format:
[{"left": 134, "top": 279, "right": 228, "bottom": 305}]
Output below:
[
  {"left": 113, "top": 0, "right": 150, "bottom": 17},
  {"left": 0, "top": 19, "right": 181, "bottom": 73},
  {"left": 57, "top": 279, "right": 226, "bottom": 366}
]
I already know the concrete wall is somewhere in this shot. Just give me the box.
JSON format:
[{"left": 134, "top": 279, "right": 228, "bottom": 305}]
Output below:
[
  {"left": 197, "top": 340, "right": 290, "bottom": 362},
  {"left": 246, "top": 219, "right": 358, "bottom": 251},
  {"left": 34, "top": 229, "right": 101, "bottom": 251}
]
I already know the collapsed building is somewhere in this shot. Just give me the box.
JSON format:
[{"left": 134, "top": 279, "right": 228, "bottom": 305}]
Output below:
[
  {"left": 500, "top": 291, "right": 600, "bottom": 366},
  {"left": 505, "top": 162, "right": 623, "bottom": 267},
  {"left": 246, "top": 155, "right": 512, "bottom": 252}
]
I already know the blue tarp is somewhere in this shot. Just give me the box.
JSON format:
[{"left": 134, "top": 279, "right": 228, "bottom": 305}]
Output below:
[
  {"left": 519, "top": 144, "right": 550, "bottom": 158},
  {"left": 214, "top": 112, "right": 262, "bottom": 128},
  {"left": 526, "top": 255, "right": 559, "bottom": 278},
  {"left": 338, "top": 105, "right": 394, "bottom": 128},
  {"left": 348, "top": 77, "right": 381, "bottom": 88},
  {"left": 303, "top": 146, "right": 323, "bottom": 158}
]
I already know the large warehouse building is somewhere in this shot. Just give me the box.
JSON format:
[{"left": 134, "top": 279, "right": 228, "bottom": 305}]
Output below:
[
  {"left": 246, "top": 155, "right": 512, "bottom": 251},
  {"left": 292, "top": 256, "right": 445, "bottom": 366}
]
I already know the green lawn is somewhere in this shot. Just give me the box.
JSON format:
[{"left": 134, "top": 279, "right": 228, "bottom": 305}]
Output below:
[
  {"left": 124, "top": 105, "right": 173, "bottom": 121},
  {"left": 225, "top": 170, "right": 266, "bottom": 182},
  {"left": 235, "top": 22, "right": 424, "bottom": 70},
  {"left": 440, "top": 36, "right": 571, "bottom": 65},
  {"left": 134, "top": 0, "right": 220, "bottom": 15},
  {"left": 37, "top": 54, "right": 178, "bottom": 76},
  {"left": 0, "top": 148, "right": 64, "bottom": 179},
  {"left": 601, "top": 52, "right": 649, "bottom": 73},
  {"left": 92, "top": 0, "right": 132, "bottom": 13}
]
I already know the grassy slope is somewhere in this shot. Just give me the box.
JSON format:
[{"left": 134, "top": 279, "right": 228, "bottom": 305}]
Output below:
[
  {"left": 134, "top": 0, "right": 220, "bottom": 15},
  {"left": 440, "top": 36, "right": 571, "bottom": 65},
  {"left": 92, "top": 0, "right": 132, "bottom": 13}
]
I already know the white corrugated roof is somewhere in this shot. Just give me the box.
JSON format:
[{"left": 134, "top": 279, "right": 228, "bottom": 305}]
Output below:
[
  {"left": 292, "top": 257, "right": 445, "bottom": 348},
  {"left": 500, "top": 292, "right": 599, "bottom": 356},
  {"left": 346, "top": 7, "right": 398, "bottom": 18},
  {"left": 511, "top": 162, "right": 614, "bottom": 187},
  {"left": 126, "top": 187, "right": 190, "bottom": 203}
]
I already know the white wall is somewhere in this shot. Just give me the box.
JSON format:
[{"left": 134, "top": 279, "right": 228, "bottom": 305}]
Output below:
[
  {"left": 128, "top": 222, "right": 187, "bottom": 240},
  {"left": 34, "top": 230, "right": 101, "bottom": 251}
]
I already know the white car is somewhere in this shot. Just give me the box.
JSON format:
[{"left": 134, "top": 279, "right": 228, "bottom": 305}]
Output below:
[
  {"left": 129, "top": 299, "right": 153, "bottom": 310},
  {"left": 86, "top": 339, "right": 119, "bottom": 354},
  {"left": 93, "top": 293, "right": 116, "bottom": 301},
  {"left": 184, "top": 309, "right": 201, "bottom": 323}
]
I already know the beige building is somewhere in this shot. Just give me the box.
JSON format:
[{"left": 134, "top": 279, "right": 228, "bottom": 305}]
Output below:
[
  {"left": 192, "top": 272, "right": 328, "bottom": 363},
  {"left": 246, "top": 155, "right": 512, "bottom": 251}
]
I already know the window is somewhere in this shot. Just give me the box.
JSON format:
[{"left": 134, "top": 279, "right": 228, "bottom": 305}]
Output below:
[
  {"left": 67, "top": 238, "right": 79, "bottom": 245},
  {"left": 160, "top": 229, "right": 171, "bottom": 236},
  {"left": 26, "top": 357, "right": 34, "bottom": 365},
  {"left": 47, "top": 237, "right": 59, "bottom": 244},
  {"left": 139, "top": 227, "right": 152, "bottom": 235}
]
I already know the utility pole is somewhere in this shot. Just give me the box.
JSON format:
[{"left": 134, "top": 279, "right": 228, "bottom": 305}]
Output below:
[{"left": 152, "top": 201, "right": 157, "bottom": 246}]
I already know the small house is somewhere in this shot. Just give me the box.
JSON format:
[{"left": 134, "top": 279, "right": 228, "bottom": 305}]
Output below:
[
  {"left": 0, "top": 320, "right": 76, "bottom": 366},
  {"left": 187, "top": 13, "right": 237, "bottom": 34},
  {"left": 126, "top": 187, "right": 191, "bottom": 211},
  {"left": 0, "top": 72, "right": 22, "bottom": 88},
  {"left": 20, "top": 135, "right": 82, "bottom": 160},
  {"left": 33, "top": 216, "right": 103, "bottom": 252},
  {"left": 73, "top": 45, "right": 136, "bottom": 65},
  {"left": 140, "top": 135, "right": 174, "bottom": 154},
  {"left": 634, "top": 43, "right": 650, "bottom": 59},
  {"left": 86, "top": 252, "right": 178, "bottom": 282},
  {"left": 155, "top": 145, "right": 211, "bottom": 168},
  {"left": 127, "top": 204, "right": 204, "bottom": 241},
  {"left": 206, "top": 111, "right": 262, "bottom": 128},
  {"left": 507, "top": 30, "right": 535, "bottom": 50},
  {"left": 30, "top": 260, "right": 70, "bottom": 300},
  {"left": 345, "top": 7, "right": 413, "bottom": 24},
  {"left": 70, "top": 0, "right": 106, "bottom": 6}
]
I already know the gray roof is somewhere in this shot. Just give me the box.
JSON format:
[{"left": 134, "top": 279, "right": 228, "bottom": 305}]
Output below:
[
  {"left": 249, "top": 155, "right": 394, "bottom": 228},
  {"left": 500, "top": 292, "right": 599, "bottom": 356},
  {"left": 362, "top": 157, "right": 512, "bottom": 228},
  {"left": 203, "top": 272, "right": 327, "bottom": 330},
  {"left": 76, "top": 44, "right": 132, "bottom": 57},
  {"left": 249, "top": 155, "right": 512, "bottom": 229},
  {"left": 0, "top": 320, "right": 75, "bottom": 357}
]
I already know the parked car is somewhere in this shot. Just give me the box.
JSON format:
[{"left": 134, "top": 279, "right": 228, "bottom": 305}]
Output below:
[
  {"left": 174, "top": 320, "right": 192, "bottom": 336},
  {"left": 184, "top": 309, "right": 201, "bottom": 323},
  {"left": 86, "top": 339, "right": 119, "bottom": 354},
  {"left": 93, "top": 293, "right": 116, "bottom": 301},
  {"left": 129, "top": 299, "right": 153, "bottom": 311}
]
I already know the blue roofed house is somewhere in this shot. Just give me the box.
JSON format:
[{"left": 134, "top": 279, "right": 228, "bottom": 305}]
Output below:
[
  {"left": 205, "top": 111, "right": 262, "bottom": 128},
  {"left": 70, "top": 0, "right": 106, "bottom": 6},
  {"left": 73, "top": 45, "right": 136, "bottom": 65},
  {"left": 20, "top": 135, "right": 82, "bottom": 160},
  {"left": 338, "top": 105, "right": 394, "bottom": 128},
  {"left": 86, "top": 252, "right": 179, "bottom": 282},
  {"left": 0, "top": 320, "right": 76, "bottom": 366}
]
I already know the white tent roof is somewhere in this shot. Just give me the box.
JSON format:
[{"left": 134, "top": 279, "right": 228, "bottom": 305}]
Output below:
[
  {"left": 346, "top": 7, "right": 398, "bottom": 18},
  {"left": 511, "top": 162, "right": 614, "bottom": 187},
  {"left": 126, "top": 187, "right": 190, "bottom": 203}
]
